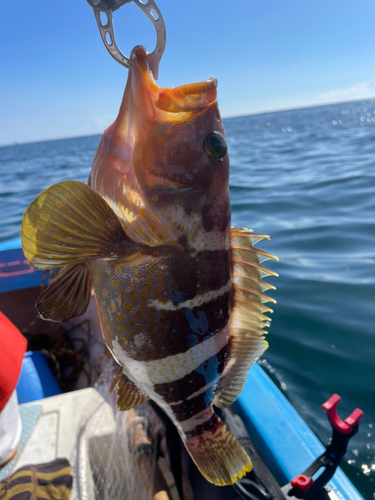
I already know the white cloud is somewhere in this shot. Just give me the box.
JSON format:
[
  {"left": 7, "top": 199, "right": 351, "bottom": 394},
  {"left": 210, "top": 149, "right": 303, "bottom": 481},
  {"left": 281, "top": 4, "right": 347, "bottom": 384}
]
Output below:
[{"left": 317, "top": 80, "right": 375, "bottom": 102}]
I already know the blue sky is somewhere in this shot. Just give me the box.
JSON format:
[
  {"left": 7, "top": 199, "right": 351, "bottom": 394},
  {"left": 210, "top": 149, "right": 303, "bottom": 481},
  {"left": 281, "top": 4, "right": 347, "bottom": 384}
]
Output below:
[{"left": 1, "top": 0, "right": 375, "bottom": 145}]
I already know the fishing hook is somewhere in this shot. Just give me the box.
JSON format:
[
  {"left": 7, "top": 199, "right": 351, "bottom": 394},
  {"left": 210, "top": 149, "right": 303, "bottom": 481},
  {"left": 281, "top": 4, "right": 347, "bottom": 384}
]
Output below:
[{"left": 86, "top": 0, "right": 166, "bottom": 79}]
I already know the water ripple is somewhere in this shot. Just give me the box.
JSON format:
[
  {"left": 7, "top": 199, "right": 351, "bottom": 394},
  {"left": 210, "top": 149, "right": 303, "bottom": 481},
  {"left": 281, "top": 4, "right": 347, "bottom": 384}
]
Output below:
[{"left": 1, "top": 101, "right": 374, "bottom": 497}]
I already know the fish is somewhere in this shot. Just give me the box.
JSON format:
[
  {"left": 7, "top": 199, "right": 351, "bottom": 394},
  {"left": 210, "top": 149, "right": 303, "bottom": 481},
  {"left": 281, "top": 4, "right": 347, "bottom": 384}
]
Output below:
[{"left": 21, "top": 46, "right": 278, "bottom": 486}]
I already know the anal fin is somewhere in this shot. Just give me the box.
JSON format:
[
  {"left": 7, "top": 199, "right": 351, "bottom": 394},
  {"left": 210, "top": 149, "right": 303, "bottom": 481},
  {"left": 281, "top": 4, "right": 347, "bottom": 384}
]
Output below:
[
  {"left": 110, "top": 370, "right": 150, "bottom": 411},
  {"left": 36, "top": 263, "right": 92, "bottom": 322},
  {"left": 213, "top": 227, "right": 277, "bottom": 408}
]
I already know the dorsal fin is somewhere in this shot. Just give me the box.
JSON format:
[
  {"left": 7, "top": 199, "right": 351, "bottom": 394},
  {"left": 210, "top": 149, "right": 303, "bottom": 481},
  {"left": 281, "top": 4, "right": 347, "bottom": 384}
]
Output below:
[{"left": 213, "top": 228, "right": 278, "bottom": 408}]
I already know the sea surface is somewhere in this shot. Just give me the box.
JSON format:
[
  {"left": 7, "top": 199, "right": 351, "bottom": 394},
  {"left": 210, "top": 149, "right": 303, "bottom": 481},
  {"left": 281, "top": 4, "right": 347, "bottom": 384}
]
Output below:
[{"left": 0, "top": 100, "right": 374, "bottom": 498}]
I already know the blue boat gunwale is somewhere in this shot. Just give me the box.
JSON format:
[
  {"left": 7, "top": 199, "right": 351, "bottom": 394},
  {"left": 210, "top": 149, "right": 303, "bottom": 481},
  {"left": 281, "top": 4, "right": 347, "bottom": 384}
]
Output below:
[
  {"left": 0, "top": 238, "right": 22, "bottom": 251},
  {"left": 234, "top": 368, "right": 363, "bottom": 500},
  {"left": 0, "top": 238, "right": 47, "bottom": 294},
  {"left": 0, "top": 238, "right": 364, "bottom": 500}
]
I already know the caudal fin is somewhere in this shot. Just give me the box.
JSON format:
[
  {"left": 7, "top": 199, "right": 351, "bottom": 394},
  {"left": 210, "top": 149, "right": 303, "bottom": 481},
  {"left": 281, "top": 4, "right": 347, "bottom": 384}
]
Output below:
[{"left": 185, "top": 414, "right": 252, "bottom": 486}]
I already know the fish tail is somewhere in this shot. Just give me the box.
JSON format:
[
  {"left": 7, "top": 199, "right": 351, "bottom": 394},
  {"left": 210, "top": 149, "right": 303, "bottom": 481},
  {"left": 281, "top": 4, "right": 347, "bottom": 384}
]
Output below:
[{"left": 184, "top": 413, "right": 252, "bottom": 486}]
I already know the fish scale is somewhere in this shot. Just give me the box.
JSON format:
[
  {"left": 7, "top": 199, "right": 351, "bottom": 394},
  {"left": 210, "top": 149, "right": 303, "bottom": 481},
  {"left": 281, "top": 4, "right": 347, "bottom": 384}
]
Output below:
[{"left": 91, "top": 248, "right": 230, "bottom": 364}]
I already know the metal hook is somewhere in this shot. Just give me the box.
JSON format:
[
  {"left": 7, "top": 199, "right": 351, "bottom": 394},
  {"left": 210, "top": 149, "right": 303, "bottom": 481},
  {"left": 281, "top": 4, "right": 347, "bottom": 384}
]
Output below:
[{"left": 86, "top": 0, "right": 166, "bottom": 79}]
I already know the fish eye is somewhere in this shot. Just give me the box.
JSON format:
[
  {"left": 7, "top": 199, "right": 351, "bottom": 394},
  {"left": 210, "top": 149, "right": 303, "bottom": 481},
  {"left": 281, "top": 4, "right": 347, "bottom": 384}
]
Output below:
[{"left": 204, "top": 132, "right": 227, "bottom": 161}]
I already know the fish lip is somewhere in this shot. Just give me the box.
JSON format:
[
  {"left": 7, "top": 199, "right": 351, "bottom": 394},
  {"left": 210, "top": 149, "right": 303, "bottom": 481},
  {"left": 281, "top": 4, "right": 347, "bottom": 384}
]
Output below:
[
  {"left": 171, "top": 77, "right": 218, "bottom": 98},
  {"left": 155, "top": 78, "right": 218, "bottom": 114},
  {"left": 130, "top": 46, "right": 218, "bottom": 114}
]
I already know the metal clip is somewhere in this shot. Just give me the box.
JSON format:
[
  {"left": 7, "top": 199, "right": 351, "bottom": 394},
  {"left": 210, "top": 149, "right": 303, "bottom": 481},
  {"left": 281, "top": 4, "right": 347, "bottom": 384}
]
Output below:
[{"left": 86, "top": 0, "right": 166, "bottom": 79}]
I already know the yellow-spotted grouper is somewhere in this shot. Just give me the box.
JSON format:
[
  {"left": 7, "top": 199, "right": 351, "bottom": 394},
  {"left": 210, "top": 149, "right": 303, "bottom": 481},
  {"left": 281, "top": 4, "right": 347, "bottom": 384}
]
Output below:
[{"left": 21, "top": 46, "right": 278, "bottom": 486}]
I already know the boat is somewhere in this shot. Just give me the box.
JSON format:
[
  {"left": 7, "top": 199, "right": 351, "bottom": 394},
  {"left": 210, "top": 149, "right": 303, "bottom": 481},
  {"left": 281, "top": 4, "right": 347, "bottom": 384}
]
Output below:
[{"left": 0, "top": 237, "right": 365, "bottom": 500}]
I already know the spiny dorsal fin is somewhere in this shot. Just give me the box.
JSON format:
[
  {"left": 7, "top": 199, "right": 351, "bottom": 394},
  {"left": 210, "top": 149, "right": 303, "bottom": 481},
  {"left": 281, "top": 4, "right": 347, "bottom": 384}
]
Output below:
[
  {"left": 21, "top": 180, "right": 143, "bottom": 270},
  {"left": 36, "top": 263, "right": 92, "bottom": 322},
  {"left": 213, "top": 227, "right": 278, "bottom": 408},
  {"left": 110, "top": 370, "right": 150, "bottom": 411}
]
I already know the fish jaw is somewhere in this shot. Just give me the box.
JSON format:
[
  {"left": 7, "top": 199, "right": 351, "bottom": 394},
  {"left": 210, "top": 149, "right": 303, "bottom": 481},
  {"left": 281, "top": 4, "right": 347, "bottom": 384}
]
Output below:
[{"left": 90, "top": 45, "right": 230, "bottom": 250}]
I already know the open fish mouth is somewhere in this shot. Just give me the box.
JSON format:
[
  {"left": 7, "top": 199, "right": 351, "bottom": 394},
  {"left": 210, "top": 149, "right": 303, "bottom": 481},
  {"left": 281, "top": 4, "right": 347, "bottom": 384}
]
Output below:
[
  {"left": 130, "top": 46, "right": 218, "bottom": 118},
  {"left": 154, "top": 78, "right": 218, "bottom": 114}
]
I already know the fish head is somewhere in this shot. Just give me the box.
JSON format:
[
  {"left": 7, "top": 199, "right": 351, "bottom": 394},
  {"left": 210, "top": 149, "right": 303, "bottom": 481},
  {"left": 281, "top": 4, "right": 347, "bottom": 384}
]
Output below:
[{"left": 90, "top": 46, "right": 230, "bottom": 249}]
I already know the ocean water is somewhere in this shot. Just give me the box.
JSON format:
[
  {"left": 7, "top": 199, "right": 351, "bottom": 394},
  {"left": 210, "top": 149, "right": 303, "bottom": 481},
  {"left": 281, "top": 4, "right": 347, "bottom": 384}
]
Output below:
[{"left": 0, "top": 100, "right": 374, "bottom": 497}]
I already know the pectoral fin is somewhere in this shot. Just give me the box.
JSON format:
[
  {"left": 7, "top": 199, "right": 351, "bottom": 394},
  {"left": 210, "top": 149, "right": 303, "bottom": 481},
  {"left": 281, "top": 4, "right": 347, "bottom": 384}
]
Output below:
[
  {"left": 213, "top": 228, "right": 278, "bottom": 408},
  {"left": 110, "top": 370, "right": 150, "bottom": 411},
  {"left": 21, "top": 180, "right": 142, "bottom": 270},
  {"left": 36, "top": 263, "right": 92, "bottom": 322}
]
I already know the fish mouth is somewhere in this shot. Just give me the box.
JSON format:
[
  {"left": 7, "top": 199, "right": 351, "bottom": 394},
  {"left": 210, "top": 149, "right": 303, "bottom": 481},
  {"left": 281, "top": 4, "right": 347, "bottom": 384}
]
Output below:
[
  {"left": 130, "top": 46, "right": 218, "bottom": 116},
  {"left": 91, "top": 46, "right": 220, "bottom": 250}
]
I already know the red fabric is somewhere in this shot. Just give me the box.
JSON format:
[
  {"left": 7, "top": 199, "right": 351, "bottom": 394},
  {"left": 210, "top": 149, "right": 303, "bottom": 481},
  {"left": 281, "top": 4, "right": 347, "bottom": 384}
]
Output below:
[{"left": 0, "top": 312, "right": 27, "bottom": 412}]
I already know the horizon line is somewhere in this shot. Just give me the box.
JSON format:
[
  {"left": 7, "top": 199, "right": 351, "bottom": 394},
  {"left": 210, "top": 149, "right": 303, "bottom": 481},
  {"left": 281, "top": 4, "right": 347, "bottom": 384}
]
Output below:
[
  {"left": 1, "top": 95, "right": 374, "bottom": 149},
  {"left": 222, "top": 95, "right": 375, "bottom": 119}
]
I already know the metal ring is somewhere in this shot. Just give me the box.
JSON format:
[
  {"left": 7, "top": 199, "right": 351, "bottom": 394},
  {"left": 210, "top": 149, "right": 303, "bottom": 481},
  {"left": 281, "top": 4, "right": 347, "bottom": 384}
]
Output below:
[{"left": 87, "top": 0, "right": 166, "bottom": 79}]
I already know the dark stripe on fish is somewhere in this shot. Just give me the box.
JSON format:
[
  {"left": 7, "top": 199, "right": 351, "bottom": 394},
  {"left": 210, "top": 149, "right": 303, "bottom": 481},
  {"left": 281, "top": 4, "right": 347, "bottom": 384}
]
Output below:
[
  {"left": 123, "top": 292, "right": 230, "bottom": 361},
  {"left": 202, "top": 198, "right": 230, "bottom": 233},
  {"left": 153, "top": 345, "right": 227, "bottom": 403},
  {"left": 184, "top": 250, "right": 230, "bottom": 296},
  {"left": 162, "top": 248, "right": 230, "bottom": 302},
  {"left": 185, "top": 413, "right": 224, "bottom": 439},
  {"left": 172, "top": 390, "right": 215, "bottom": 422}
]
